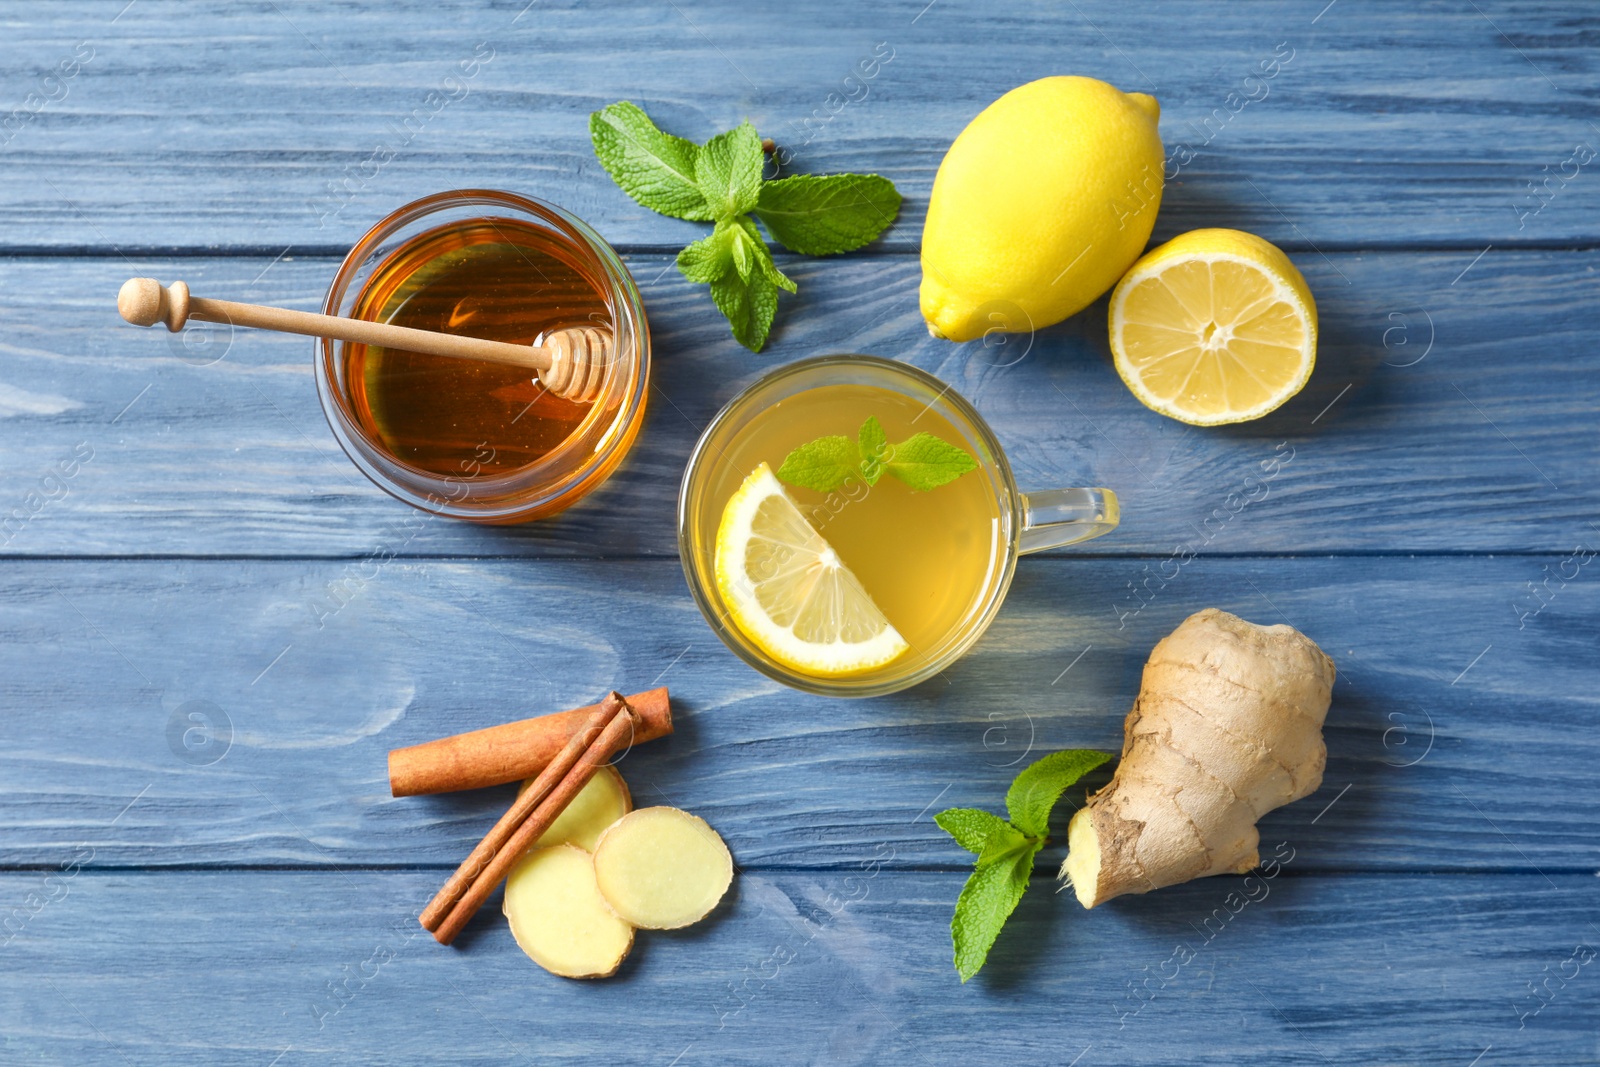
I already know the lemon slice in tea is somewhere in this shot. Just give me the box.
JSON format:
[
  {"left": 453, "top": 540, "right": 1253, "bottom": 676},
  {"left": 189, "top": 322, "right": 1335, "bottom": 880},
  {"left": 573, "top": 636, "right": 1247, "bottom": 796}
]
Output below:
[
  {"left": 1109, "top": 228, "right": 1317, "bottom": 425},
  {"left": 714, "top": 463, "right": 909, "bottom": 677}
]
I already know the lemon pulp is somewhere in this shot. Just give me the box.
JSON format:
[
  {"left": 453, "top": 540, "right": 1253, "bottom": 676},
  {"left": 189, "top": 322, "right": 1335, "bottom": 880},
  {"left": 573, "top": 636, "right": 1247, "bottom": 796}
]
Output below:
[
  {"left": 1110, "top": 228, "right": 1317, "bottom": 425},
  {"left": 713, "top": 463, "right": 908, "bottom": 677}
]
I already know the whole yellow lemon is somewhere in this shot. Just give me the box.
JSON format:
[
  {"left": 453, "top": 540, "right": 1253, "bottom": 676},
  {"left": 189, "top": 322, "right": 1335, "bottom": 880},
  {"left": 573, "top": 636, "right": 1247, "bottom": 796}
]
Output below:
[{"left": 920, "top": 77, "right": 1164, "bottom": 342}]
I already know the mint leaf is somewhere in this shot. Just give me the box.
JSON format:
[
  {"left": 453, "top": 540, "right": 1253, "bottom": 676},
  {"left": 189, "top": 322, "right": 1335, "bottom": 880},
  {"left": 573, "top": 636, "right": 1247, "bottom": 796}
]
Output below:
[
  {"left": 776, "top": 434, "right": 858, "bottom": 492},
  {"left": 729, "top": 218, "right": 754, "bottom": 280},
  {"left": 755, "top": 173, "right": 902, "bottom": 255},
  {"left": 952, "top": 826, "right": 1040, "bottom": 983},
  {"left": 884, "top": 432, "right": 979, "bottom": 492},
  {"left": 676, "top": 222, "right": 736, "bottom": 284},
  {"left": 858, "top": 416, "right": 888, "bottom": 485},
  {"left": 744, "top": 276, "right": 779, "bottom": 352},
  {"left": 692, "top": 221, "right": 792, "bottom": 351},
  {"left": 695, "top": 121, "right": 763, "bottom": 220},
  {"left": 976, "top": 821, "right": 1032, "bottom": 864},
  {"left": 759, "top": 246, "right": 797, "bottom": 294},
  {"left": 709, "top": 269, "right": 779, "bottom": 352},
  {"left": 589, "top": 102, "right": 713, "bottom": 222},
  {"left": 736, "top": 217, "right": 797, "bottom": 293},
  {"left": 935, "top": 807, "right": 1010, "bottom": 854},
  {"left": 1004, "top": 750, "right": 1112, "bottom": 838}
]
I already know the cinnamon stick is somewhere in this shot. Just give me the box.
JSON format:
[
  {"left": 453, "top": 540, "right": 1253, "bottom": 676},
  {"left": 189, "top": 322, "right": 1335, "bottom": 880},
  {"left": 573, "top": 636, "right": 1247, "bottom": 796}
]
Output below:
[
  {"left": 388, "top": 687, "right": 670, "bottom": 796},
  {"left": 425, "top": 692, "right": 641, "bottom": 945},
  {"left": 419, "top": 694, "right": 620, "bottom": 934}
]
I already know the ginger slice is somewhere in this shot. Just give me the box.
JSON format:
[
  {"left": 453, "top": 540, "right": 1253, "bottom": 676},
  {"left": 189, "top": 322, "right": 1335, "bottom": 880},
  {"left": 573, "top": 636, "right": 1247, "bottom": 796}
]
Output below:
[
  {"left": 592, "top": 807, "right": 733, "bottom": 929},
  {"left": 520, "top": 764, "right": 632, "bottom": 852},
  {"left": 503, "top": 844, "right": 633, "bottom": 979}
]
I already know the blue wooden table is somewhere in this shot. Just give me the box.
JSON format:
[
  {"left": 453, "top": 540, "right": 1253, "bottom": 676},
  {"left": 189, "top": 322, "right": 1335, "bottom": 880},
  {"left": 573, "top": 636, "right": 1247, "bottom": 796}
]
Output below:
[{"left": 3, "top": 1, "right": 1597, "bottom": 1063}]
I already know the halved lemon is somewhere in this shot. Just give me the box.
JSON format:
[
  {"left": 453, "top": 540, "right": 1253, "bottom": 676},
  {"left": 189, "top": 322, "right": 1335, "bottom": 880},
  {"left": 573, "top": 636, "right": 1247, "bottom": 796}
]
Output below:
[
  {"left": 713, "top": 463, "right": 908, "bottom": 677},
  {"left": 1109, "top": 228, "right": 1317, "bottom": 425}
]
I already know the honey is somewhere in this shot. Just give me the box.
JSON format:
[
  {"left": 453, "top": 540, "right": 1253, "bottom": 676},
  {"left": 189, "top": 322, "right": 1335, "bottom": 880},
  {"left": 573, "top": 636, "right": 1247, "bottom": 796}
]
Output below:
[
  {"left": 341, "top": 218, "right": 611, "bottom": 478},
  {"left": 316, "top": 190, "right": 649, "bottom": 524}
]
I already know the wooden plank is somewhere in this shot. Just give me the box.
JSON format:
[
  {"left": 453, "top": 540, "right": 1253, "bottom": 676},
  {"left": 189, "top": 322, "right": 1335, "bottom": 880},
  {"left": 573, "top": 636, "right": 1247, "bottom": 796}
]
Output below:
[
  {"left": 1, "top": 250, "right": 1595, "bottom": 558},
  {"left": 1, "top": 0, "right": 1595, "bottom": 251},
  {"left": 1, "top": 869, "right": 1594, "bottom": 1064},
  {"left": 0, "top": 556, "right": 1592, "bottom": 870},
  {"left": 5, "top": 4, "right": 1592, "bottom": 1065}
]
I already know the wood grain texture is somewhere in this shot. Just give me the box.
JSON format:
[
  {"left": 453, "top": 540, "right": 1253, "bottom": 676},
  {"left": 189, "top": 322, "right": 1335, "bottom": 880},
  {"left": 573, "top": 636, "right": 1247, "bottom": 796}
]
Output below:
[
  {"left": 4, "top": 1, "right": 1597, "bottom": 1062},
  {"left": 0, "top": 557, "right": 1591, "bottom": 871},
  {"left": 0, "top": 250, "right": 1594, "bottom": 558},
  {"left": 1, "top": 870, "right": 1595, "bottom": 1065},
  {"left": 0, "top": 1, "right": 1596, "bottom": 252}
]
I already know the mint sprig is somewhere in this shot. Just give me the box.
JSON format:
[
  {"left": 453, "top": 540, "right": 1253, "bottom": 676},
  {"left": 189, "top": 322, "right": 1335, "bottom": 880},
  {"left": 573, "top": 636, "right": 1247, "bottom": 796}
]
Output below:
[
  {"left": 935, "top": 749, "right": 1111, "bottom": 982},
  {"left": 776, "top": 416, "right": 978, "bottom": 494},
  {"left": 589, "top": 102, "right": 901, "bottom": 351}
]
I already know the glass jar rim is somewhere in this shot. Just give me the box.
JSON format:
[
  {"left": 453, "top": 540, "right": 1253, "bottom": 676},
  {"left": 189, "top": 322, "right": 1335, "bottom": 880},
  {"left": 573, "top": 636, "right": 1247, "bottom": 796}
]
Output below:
[
  {"left": 676, "top": 354, "right": 1023, "bottom": 698},
  {"left": 314, "top": 189, "right": 650, "bottom": 522}
]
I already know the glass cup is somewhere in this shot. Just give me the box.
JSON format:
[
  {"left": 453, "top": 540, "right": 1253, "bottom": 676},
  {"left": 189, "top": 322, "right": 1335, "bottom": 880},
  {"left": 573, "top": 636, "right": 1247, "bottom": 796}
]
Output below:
[
  {"left": 315, "top": 190, "right": 650, "bottom": 524},
  {"left": 678, "top": 355, "right": 1120, "bottom": 697}
]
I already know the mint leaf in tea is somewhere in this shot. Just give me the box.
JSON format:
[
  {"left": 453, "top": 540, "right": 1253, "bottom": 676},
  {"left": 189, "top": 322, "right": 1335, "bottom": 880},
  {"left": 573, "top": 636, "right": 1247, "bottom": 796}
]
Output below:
[
  {"left": 776, "top": 434, "right": 859, "bottom": 492},
  {"left": 881, "top": 432, "right": 979, "bottom": 492},
  {"left": 776, "top": 417, "right": 978, "bottom": 495}
]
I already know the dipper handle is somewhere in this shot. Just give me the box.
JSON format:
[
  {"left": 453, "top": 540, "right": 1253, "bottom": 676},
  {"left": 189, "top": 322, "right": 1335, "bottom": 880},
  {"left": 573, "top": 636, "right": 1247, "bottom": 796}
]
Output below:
[{"left": 116, "top": 277, "right": 613, "bottom": 404}]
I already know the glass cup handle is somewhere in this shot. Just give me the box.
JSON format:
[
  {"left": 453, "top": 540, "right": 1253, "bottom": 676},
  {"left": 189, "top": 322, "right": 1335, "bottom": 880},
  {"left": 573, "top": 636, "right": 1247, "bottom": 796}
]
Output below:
[{"left": 1018, "top": 488, "right": 1120, "bottom": 554}]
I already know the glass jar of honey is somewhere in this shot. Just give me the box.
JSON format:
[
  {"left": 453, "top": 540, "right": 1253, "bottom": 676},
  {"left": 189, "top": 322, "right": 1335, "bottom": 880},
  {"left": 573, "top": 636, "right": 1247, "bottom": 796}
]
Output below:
[{"left": 315, "top": 190, "right": 649, "bottom": 523}]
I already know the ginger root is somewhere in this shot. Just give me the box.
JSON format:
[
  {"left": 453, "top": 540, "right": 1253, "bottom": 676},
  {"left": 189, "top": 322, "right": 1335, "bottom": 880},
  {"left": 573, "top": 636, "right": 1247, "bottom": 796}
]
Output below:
[{"left": 1060, "top": 608, "right": 1334, "bottom": 908}]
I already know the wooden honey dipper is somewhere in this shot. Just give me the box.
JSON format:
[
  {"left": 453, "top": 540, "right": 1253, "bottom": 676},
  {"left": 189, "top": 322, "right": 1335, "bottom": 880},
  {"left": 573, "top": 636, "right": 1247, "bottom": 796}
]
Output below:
[{"left": 116, "top": 277, "right": 615, "bottom": 403}]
